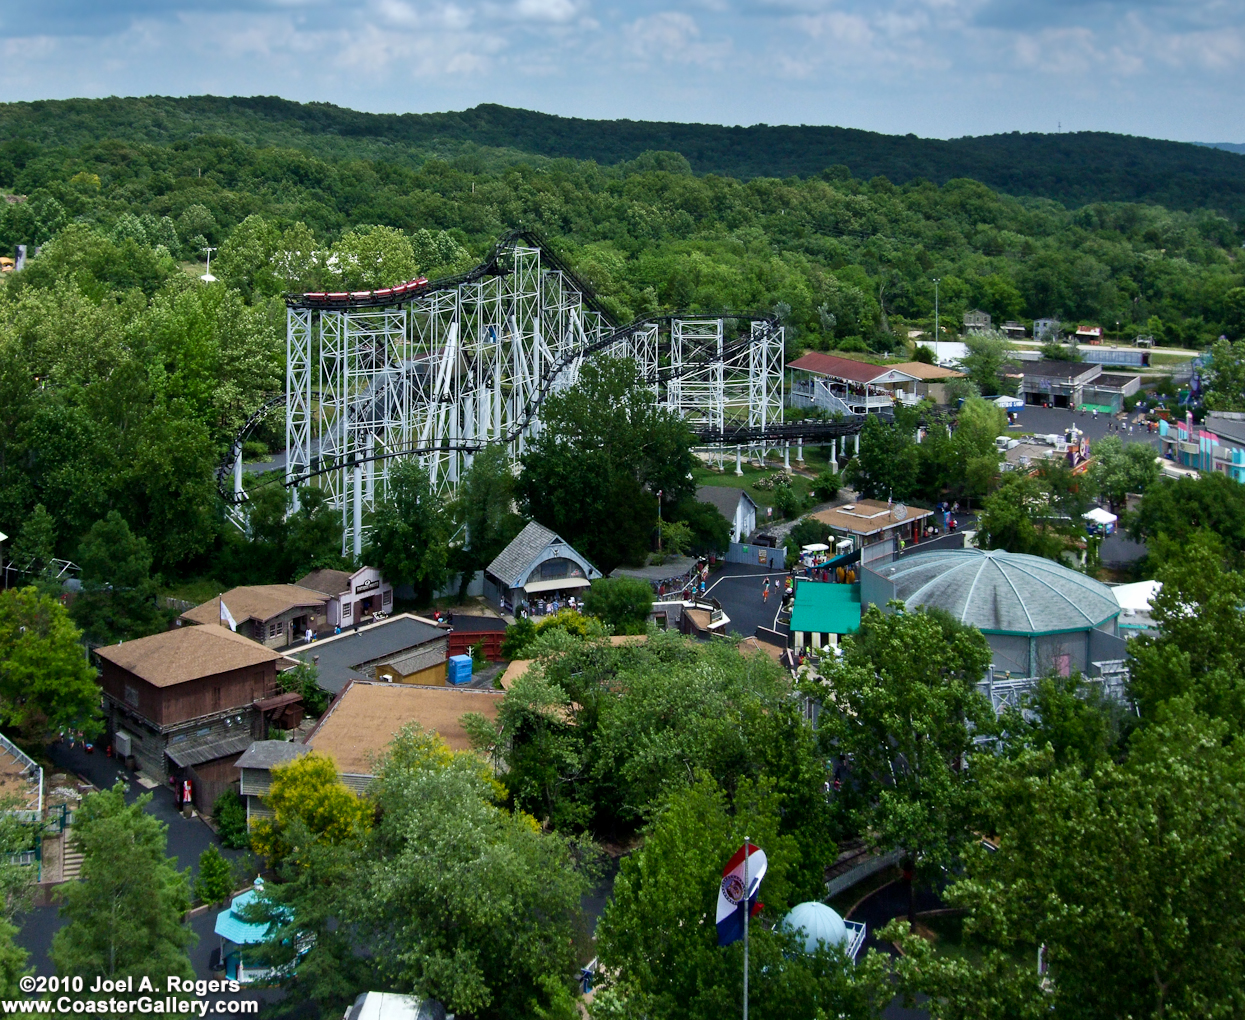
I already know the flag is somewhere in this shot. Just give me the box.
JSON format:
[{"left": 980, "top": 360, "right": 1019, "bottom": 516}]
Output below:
[
  {"left": 219, "top": 598, "right": 237, "bottom": 632},
  {"left": 716, "top": 843, "right": 767, "bottom": 947}
]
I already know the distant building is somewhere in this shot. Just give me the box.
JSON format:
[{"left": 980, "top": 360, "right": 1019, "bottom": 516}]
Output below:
[
  {"left": 1018, "top": 360, "right": 1102, "bottom": 408},
  {"left": 96, "top": 626, "right": 283, "bottom": 809},
  {"left": 1074, "top": 325, "right": 1103, "bottom": 344},
  {"left": 286, "top": 614, "right": 450, "bottom": 695},
  {"left": 786, "top": 352, "right": 924, "bottom": 415},
  {"left": 697, "top": 486, "right": 758, "bottom": 544},
  {"left": 1034, "top": 318, "right": 1061, "bottom": 342},
  {"left": 234, "top": 740, "right": 308, "bottom": 827},
  {"left": 296, "top": 567, "right": 393, "bottom": 628},
  {"left": 484, "top": 521, "right": 601, "bottom": 613},
  {"left": 306, "top": 681, "right": 504, "bottom": 792},
  {"left": 1000, "top": 321, "right": 1027, "bottom": 340},
  {"left": 886, "top": 361, "right": 966, "bottom": 404},
  {"left": 789, "top": 582, "right": 861, "bottom": 652},
  {"left": 181, "top": 585, "right": 331, "bottom": 649},
  {"left": 963, "top": 309, "right": 992, "bottom": 333}
]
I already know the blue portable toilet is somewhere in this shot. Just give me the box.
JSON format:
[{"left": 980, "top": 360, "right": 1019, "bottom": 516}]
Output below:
[{"left": 447, "top": 654, "right": 473, "bottom": 685}]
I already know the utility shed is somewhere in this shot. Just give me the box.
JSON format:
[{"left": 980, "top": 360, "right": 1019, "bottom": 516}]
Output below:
[
  {"left": 789, "top": 582, "right": 861, "bottom": 651},
  {"left": 863, "top": 548, "right": 1125, "bottom": 678},
  {"left": 287, "top": 614, "right": 449, "bottom": 694},
  {"left": 306, "top": 681, "right": 504, "bottom": 792},
  {"left": 95, "top": 626, "right": 282, "bottom": 808},
  {"left": 235, "top": 741, "right": 309, "bottom": 826}
]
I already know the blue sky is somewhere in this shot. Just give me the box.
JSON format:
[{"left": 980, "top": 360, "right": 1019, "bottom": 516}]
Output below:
[{"left": 0, "top": 0, "right": 1241, "bottom": 141}]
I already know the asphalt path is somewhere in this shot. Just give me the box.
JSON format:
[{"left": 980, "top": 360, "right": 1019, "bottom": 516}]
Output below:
[
  {"left": 1011, "top": 404, "right": 1161, "bottom": 451},
  {"left": 704, "top": 563, "right": 791, "bottom": 639},
  {"left": 17, "top": 743, "right": 261, "bottom": 993}
]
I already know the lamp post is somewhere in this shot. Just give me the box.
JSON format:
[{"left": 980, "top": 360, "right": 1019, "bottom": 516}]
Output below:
[{"left": 200, "top": 246, "right": 218, "bottom": 283}]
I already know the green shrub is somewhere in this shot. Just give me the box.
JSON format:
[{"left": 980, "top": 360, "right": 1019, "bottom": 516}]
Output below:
[
  {"left": 213, "top": 789, "right": 250, "bottom": 849},
  {"left": 194, "top": 845, "right": 234, "bottom": 905},
  {"left": 812, "top": 471, "right": 840, "bottom": 502}
]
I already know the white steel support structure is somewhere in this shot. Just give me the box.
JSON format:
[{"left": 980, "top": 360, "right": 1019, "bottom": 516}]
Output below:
[{"left": 284, "top": 239, "right": 786, "bottom": 555}]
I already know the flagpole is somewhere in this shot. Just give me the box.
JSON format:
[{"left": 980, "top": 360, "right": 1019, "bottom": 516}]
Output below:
[{"left": 742, "top": 836, "right": 750, "bottom": 1020}]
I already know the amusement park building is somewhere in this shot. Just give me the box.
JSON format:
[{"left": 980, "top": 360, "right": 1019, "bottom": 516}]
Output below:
[{"left": 862, "top": 548, "right": 1127, "bottom": 679}]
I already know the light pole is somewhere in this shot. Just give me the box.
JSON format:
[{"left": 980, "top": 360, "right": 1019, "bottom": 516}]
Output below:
[
  {"left": 933, "top": 278, "right": 941, "bottom": 343},
  {"left": 200, "top": 246, "right": 217, "bottom": 283}
]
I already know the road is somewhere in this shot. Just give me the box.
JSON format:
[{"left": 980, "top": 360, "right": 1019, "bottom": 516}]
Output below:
[
  {"left": 1012, "top": 404, "right": 1161, "bottom": 451},
  {"left": 16, "top": 743, "right": 257, "bottom": 987}
]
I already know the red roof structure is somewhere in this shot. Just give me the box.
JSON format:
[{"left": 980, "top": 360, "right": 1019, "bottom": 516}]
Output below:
[{"left": 787, "top": 352, "right": 915, "bottom": 385}]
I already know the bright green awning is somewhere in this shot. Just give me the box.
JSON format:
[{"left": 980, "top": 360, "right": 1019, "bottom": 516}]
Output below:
[{"left": 789, "top": 582, "right": 861, "bottom": 636}]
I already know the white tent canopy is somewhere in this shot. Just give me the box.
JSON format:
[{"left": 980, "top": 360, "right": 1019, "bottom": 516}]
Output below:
[
  {"left": 993, "top": 395, "right": 1025, "bottom": 410},
  {"left": 1113, "top": 580, "right": 1160, "bottom": 612},
  {"left": 1083, "top": 507, "right": 1118, "bottom": 526},
  {"left": 801, "top": 543, "right": 830, "bottom": 552}
]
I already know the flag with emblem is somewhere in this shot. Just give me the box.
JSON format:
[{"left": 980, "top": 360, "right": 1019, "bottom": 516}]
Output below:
[{"left": 716, "top": 842, "right": 766, "bottom": 947}]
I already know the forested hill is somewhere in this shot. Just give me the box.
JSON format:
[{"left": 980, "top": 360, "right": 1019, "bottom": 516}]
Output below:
[{"left": 2, "top": 96, "right": 1245, "bottom": 216}]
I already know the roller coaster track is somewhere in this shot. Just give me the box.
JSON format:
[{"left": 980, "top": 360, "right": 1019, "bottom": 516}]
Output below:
[
  {"left": 218, "top": 308, "right": 821, "bottom": 505},
  {"left": 237, "top": 231, "right": 879, "bottom": 551}
]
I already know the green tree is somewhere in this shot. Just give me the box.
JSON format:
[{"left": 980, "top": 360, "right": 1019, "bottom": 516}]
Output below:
[
  {"left": 960, "top": 330, "right": 1011, "bottom": 395},
  {"left": 819, "top": 605, "right": 994, "bottom": 921},
  {"left": 1089, "top": 435, "right": 1160, "bottom": 509},
  {"left": 583, "top": 576, "right": 653, "bottom": 634},
  {"left": 364, "top": 460, "right": 451, "bottom": 603},
  {"left": 51, "top": 783, "right": 195, "bottom": 984},
  {"left": 1127, "top": 473, "right": 1245, "bottom": 570},
  {"left": 212, "top": 790, "right": 250, "bottom": 851},
  {"left": 8, "top": 504, "right": 56, "bottom": 579},
  {"left": 70, "top": 511, "right": 169, "bottom": 644},
  {"left": 1126, "top": 534, "right": 1245, "bottom": 725},
  {"left": 456, "top": 443, "right": 525, "bottom": 570},
  {"left": 594, "top": 776, "right": 888, "bottom": 1020},
  {"left": 250, "top": 752, "right": 370, "bottom": 864},
  {"left": 193, "top": 845, "right": 233, "bottom": 905},
  {"left": 922, "top": 703, "right": 1245, "bottom": 1020},
  {"left": 520, "top": 358, "right": 695, "bottom": 572},
  {"left": 327, "top": 225, "right": 417, "bottom": 290},
  {"left": 1202, "top": 337, "right": 1245, "bottom": 411},
  {"left": 277, "top": 660, "right": 329, "bottom": 717},
  {"left": 0, "top": 588, "right": 100, "bottom": 739},
  {"left": 845, "top": 409, "right": 919, "bottom": 502},
  {"left": 359, "top": 724, "right": 593, "bottom": 1019},
  {"left": 976, "top": 472, "right": 1075, "bottom": 560}
]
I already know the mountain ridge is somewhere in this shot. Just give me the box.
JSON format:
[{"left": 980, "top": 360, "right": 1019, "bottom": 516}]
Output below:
[{"left": 1, "top": 96, "right": 1244, "bottom": 215}]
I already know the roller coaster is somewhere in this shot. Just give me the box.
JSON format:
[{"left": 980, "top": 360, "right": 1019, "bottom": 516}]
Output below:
[{"left": 222, "top": 231, "right": 870, "bottom": 555}]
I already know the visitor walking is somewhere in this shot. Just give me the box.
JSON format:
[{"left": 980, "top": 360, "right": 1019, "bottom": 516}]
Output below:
[{"left": 762, "top": 577, "right": 770, "bottom": 603}]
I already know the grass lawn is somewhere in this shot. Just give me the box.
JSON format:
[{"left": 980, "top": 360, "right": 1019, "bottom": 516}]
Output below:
[
  {"left": 1149, "top": 350, "right": 1200, "bottom": 366},
  {"left": 161, "top": 577, "right": 230, "bottom": 605},
  {"left": 692, "top": 446, "right": 838, "bottom": 514}
]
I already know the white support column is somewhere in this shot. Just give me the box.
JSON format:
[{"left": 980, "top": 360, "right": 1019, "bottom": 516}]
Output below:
[
  {"left": 736, "top": 445, "right": 744, "bottom": 476},
  {"left": 352, "top": 462, "right": 363, "bottom": 561},
  {"left": 797, "top": 438, "right": 804, "bottom": 464},
  {"left": 233, "top": 450, "right": 243, "bottom": 499},
  {"left": 784, "top": 442, "right": 790, "bottom": 469},
  {"left": 830, "top": 438, "right": 838, "bottom": 473},
  {"left": 854, "top": 433, "right": 860, "bottom": 456}
]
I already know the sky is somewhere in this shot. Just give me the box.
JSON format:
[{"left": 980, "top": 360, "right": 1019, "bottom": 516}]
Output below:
[{"left": 0, "top": 0, "right": 1241, "bottom": 142}]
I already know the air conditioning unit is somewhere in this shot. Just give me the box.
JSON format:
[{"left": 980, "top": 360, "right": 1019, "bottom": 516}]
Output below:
[{"left": 113, "top": 730, "right": 132, "bottom": 758}]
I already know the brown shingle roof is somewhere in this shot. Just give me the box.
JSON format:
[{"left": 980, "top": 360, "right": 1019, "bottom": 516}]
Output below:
[
  {"left": 812, "top": 499, "right": 933, "bottom": 537},
  {"left": 887, "top": 361, "right": 965, "bottom": 380},
  {"left": 296, "top": 569, "right": 354, "bottom": 596},
  {"left": 181, "top": 585, "right": 330, "bottom": 627},
  {"left": 94, "top": 625, "right": 282, "bottom": 687},
  {"left": 306, "top": 681, "right": 504, "bottom": 773}
]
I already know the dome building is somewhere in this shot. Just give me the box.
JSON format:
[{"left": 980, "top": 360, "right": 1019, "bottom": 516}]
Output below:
[
  {"left": 780, "top": 902, "right": 867, "bottom": 961},
  {"left": 862, "top": 548, "right": 1127, "bottom": 679}
]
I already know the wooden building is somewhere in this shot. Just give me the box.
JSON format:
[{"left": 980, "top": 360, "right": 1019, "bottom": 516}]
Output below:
[
  {"left": 181, "top": 585, "right": 331, "bottom": 649},
  {"left": 96, "top": 626, "right": 284, "bottom": 810}
]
